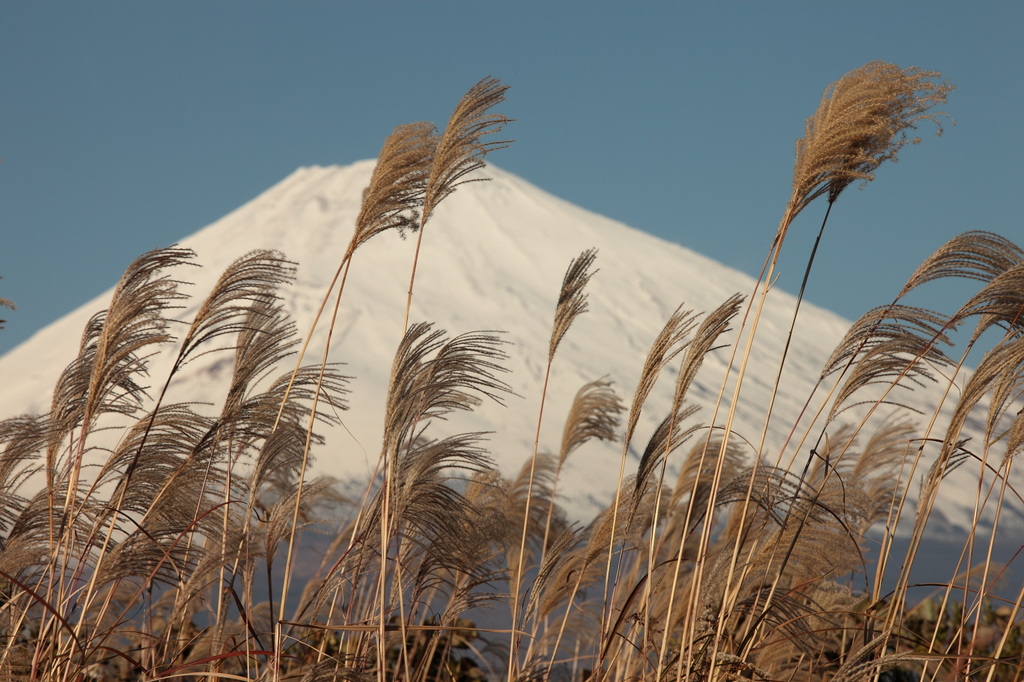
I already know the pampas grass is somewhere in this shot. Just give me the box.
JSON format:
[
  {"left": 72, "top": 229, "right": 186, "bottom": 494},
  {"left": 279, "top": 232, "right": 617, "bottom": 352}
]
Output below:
[{"left": 2, "top": 64, "right": 1022, "bottom": 682}]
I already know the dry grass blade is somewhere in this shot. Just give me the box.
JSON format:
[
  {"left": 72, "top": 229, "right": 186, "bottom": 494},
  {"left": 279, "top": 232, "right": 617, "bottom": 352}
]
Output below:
[
  {"left": 260, "top": 478, "right": 336, "bottom": 578},
  {"left": 376, "top": 324, "right": 509, "bottom": 676},
  {"left": 1006, "top": 401, "right": 1024, "bottom": 464},
  {"left": 511, "top": 248, "right": 600, "bottom": 675},
  {"left": 224, "top": 293, "right": 313, "bottom": 424},
  {"left": 118, "top": 251, "right": 300, "bottom": 497},
  {"left": 370, "top": 323, "right": 512, "bottom": 653},
  {"left": 822, "top": 304, "right": 953, "bottom": 380},
  {"left": 232, "top": 295, "right": 349, "bottom": 495},
  {"left": 1, "top": 487, "right": 71, "bottom": 575},
  {"left": 595, "top": 306, "right": 700, "bottom": 663},
  {"left": 828, "top": 636, "right": 936, "bottom": 682},
  {"left": 299, "top": 660, "right": 374, "bottom": 682},
  {"left": 721, "top": 422, "right": 921, "bottom": 670},
  {"left": 780, "top": 61, "right": 952, "bottom": 240},
  {"left": 402, "top": 78, "right": 511, "bottom": 335},
  {"left": 40, "top": 247, "right": 194, "bottom": 628},
  {"left": 247, "top": 365, "right": 349, "bottom": 493},
  {"left": 94, "top": 403, "right": 215, "bottom": 516},
  {"left": 505, "top": 453, "right": 559, "bottom": 550},
  {"left": 390, "top": 432, "right": 496, "bottom": 549},
  {"left": 829, "top": 345, "right": 936, "bottom": 423},
  {"left": 275, "top": 121, "right": 436, "bottom": 442},
  {"left": 524, "top": 523, "right": 586, "bottom": 624},
  {"left": 843, "top": 419, "right": 917, "bottom": 504}
]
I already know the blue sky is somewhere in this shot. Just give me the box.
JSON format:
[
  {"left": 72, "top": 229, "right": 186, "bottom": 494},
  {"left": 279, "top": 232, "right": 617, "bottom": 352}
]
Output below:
[{"left": 2, "top": 2, "right": 1022, "bottom": 355}]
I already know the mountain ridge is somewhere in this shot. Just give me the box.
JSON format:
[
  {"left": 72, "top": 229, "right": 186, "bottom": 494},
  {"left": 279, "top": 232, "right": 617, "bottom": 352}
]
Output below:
[{"left": 1, "top": 161, "right": 1016, "bottom": 536}]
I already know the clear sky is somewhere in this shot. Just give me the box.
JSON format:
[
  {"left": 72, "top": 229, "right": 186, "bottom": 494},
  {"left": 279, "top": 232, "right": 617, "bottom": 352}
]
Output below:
[{"left": 2, "top": 2, "right": 1022, "bottom": 356}]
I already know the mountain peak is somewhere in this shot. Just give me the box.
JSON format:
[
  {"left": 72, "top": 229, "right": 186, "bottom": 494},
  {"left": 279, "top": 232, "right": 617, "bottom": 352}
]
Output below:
[{"left": 0, "top": 160, "right": 1011, "bottom": 533}]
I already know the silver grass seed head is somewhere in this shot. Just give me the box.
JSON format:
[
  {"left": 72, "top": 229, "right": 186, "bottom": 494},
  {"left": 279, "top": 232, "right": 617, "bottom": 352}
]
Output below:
[
  {"left": 781, "top": 61, "right": 953, "bottom": 241},
  {"left": 549, "top": 248, "right": 598, "bottom": 362}
]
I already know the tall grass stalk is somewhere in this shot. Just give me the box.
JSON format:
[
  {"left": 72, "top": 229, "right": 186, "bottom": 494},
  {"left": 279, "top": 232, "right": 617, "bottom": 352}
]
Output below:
[{"left": 508, "top": 248, "right": 596, "bottom": 680}]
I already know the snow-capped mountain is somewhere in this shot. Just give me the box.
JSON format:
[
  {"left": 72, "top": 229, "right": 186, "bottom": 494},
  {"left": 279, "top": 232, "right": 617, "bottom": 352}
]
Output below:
[{"left": 0, "top": 161, "right": 1018, "bottom": 539}]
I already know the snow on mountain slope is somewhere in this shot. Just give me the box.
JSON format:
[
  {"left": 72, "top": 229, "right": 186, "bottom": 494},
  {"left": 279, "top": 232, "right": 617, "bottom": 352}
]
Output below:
[{"left": 1, "top": 161, "right": 1018, "bottom": 537}]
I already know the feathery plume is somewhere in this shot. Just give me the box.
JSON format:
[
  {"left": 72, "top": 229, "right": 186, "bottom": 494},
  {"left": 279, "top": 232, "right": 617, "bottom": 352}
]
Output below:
[
  {"left": 558, "top": 378, "right": 624, "bottom": 467},
  {"left": 383, "top": 323, "right": 511, "bottom": 457},
  {"left": 673, "top": 294, "right": 744, "bottom": 407},
  {"left": 173, "top": 250, "right": 296, "bottom": 367},
  {"left": 900, "top": 230, "right": 1024, "bottom": 296},
  {"left": 352, "top": 122, "right": 438, "bottom": 251},
  {"left": 780, "top": 61, "right": 952, "bottom": 241},
  {"left": 632, "top": 405, "right": 701, "bottom": 506},
  {"left": 955, "top": 263, "right": 1024, "bottom": 344},
  {"left": 623, "top": 307, "right": 699, "bottom": 448},
  {"left": 422, "top": 77, "right": 512, "bottom": 223},
  {"left": 549, "top": 249, "right": 598, "bottom": 362},
  {"left": 822, "top": 304, "right": 954, "bottom": 421},
  {"left": 62, "top": 247, "right": 194, "bottom": 433},
  {"left": 402, "top": 78, "right": 511, "bottom": 332},
  {"left": 667, "top": 436, "right": 748, "bottom": 544},
  {"left": 629, "top": 294, "right": 746, "bottom": 514}
]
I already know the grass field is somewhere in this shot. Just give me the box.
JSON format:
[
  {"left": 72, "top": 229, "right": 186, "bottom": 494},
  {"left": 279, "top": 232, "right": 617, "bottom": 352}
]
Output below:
[{"left": 1, "top": 64, "right": 1022, "bottom": 681}]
